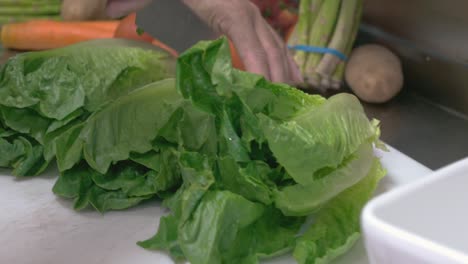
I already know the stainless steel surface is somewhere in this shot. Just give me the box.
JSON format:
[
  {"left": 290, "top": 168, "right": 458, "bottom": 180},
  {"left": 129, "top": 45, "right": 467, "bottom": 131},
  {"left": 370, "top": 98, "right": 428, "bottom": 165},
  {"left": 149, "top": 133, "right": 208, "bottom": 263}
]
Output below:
[
  {"left": 361, "top": 0, "right": 468, "bottom": 116},
  {"left": 363, "top": 0, "right": 468, "bottom": 63},
  {"left": 357, "top": 23, "right": 468, "bottom": 118},
  {"left": 136, "top": 0, "right": 216, "bottom": 53},
  {"left": 363, "top": 90, "right": 468, "bottom": 170}
]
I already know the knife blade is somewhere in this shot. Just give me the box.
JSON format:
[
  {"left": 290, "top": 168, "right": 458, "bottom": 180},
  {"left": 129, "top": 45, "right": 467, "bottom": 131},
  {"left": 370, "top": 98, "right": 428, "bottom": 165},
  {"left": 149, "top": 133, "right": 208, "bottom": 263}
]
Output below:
[{"left": 136, "top": 0, "right": 218, "bottom": 53}]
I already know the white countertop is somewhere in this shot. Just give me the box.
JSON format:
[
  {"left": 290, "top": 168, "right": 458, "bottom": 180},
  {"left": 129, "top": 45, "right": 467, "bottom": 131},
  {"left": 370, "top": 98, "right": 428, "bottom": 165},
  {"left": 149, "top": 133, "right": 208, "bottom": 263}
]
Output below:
[{"left": 0, "top": 145, "right": 432, "bottom": 264}]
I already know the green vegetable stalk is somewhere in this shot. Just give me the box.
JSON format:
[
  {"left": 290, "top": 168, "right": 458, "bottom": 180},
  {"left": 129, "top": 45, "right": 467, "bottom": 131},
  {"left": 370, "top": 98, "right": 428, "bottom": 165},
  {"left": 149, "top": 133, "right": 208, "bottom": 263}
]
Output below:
[
  {"left": 331, "top": 0, "right": 363, "bottom": 88},
  {"left": 290, "top": 0, "right": 322, "bottom": 74},
  {"left": 0, "top": 0, "right": 61, "bottom": 5},
  {"left": 0, "top": 15, "right": 60, "bottom": 24},
  {"left": 303, "top": 0, "right": 340, "bottom": 88},
  {"left": 288, "top": 0, "right": 363, "bottom": 91},
  {"left": 315, "top": 0, "right": 359, "bottom": 86},
  {"left": 0, "top": 4, "right": 61, "bottom": 15},
  {"left": 0, "top": 0, "right": 62, "bottom": 26}
]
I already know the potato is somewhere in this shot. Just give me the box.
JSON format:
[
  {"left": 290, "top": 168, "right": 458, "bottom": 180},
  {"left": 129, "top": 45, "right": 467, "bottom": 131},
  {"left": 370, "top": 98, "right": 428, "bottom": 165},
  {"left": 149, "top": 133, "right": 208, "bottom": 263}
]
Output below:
[
  {"left": 345, "top": 44, "right": 403, "bottom": 103},
  {"left": 61, "top": 0, "right": 109, "bottom": 21}
]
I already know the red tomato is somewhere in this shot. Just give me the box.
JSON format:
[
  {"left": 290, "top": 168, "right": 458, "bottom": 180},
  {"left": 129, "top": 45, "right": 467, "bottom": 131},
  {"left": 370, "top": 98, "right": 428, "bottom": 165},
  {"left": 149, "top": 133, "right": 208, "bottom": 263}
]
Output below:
[{"left": 114, "top": 13, "right": 154, "bottom": 43}]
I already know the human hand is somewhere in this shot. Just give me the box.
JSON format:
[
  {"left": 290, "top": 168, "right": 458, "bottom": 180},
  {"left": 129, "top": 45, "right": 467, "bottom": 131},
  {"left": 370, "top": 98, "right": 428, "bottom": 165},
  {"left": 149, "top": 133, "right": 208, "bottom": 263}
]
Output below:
[
  {"left": 106, "top": 0, "right": 302, "bottom": 84},
  {"left": 183, "top": 0, "right": 302, "bottom": 84}
]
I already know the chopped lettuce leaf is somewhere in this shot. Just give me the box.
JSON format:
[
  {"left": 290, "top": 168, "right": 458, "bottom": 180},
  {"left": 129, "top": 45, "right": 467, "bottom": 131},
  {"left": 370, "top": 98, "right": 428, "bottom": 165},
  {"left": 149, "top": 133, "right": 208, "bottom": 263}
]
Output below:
[
  {"left": 293, "top": 159, "right": 386, "bottom": 264},
  {"left": 273, "top": 143, "right": 375, "bottom": 216}
]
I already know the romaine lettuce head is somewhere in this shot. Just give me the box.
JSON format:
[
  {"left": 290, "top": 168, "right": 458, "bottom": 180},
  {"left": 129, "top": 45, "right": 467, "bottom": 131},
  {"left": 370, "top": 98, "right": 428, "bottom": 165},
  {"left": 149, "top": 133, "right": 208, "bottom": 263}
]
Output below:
[
  {"left": 136, "top": 38, "right": 386, "bottom": 264},
  {"left": 1, "top": 37, "right": 385, "bottom": 264},
  {"left": 0, "top": 39, "right": 176, "bottom": 176}
]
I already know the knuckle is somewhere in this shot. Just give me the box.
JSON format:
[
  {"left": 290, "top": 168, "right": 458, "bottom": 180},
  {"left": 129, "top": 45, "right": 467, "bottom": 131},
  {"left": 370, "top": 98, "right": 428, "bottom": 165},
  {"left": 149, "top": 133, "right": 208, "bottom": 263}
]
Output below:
[
  {"left": 209, "top": 12, "right": 234, "bottom": 34},
  {"left": 265, "top": 44, "right": 284, "bottom": 60},
  {"left": 244, "top": 49, "right": 269, "bottom": 66}
]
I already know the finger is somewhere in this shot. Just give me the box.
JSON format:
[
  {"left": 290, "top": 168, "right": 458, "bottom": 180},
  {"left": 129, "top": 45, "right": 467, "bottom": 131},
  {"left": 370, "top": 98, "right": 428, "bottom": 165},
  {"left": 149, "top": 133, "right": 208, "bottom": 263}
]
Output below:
[
  {"left": 254, "top": 16, "right": 289, "bottom": 83},
  {"left": 262, "top": 19, "right": 303, "bottom": 85},
  {"left": 265, "top": 24, "right": 304, "bottom": 85},
  {"left": 266, "top": 22, "right": 295, "bottom": 83},
  {"left": 106, "top": 0, "right": 152, "bottom": 18},
  {"left": 225, "top": 12, "right": 271, "bottom": 80}
]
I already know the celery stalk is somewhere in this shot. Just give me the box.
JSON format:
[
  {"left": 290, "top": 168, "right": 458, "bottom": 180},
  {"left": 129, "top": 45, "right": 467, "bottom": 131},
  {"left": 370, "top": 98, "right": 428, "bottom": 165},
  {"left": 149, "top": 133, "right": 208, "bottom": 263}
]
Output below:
[
  {"left": 303, "top": 0, "right": 341, "bottom": 88},
  {"left": 0, "top": 4, "right": 61, "bottom": 15},
  {"left": 289, "top": 0, "right": 323, "bottom": 75},
  {"left": 315, "top": 0, "right": 358, "bottom": 82},
  {"left": 331, "top": 0, "right": 363, "bottom": 88},
  {"left": 0, "top": 0, "right": 61, "bottom": 5},
  {"left": 0, "top": 15, "right": 60, "bottom": 24}
]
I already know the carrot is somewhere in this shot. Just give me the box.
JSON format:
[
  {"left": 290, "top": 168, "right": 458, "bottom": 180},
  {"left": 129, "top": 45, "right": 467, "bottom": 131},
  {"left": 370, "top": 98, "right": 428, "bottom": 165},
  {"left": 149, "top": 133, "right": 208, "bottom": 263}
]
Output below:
[
  {"left": 114, "top": 13, "right": 179, "bottom": 58},
  {"left": 151, "top": 39, "right": 178, "bottom": 58},
  {"left": 75, "top": 20, "right": 119, "bottom": 32},
  {"left": 1, "top": 20, "right": 117, "bottom": 51},
  {"left": 229, "top": 40, "right": 245, "bottom": 71}
]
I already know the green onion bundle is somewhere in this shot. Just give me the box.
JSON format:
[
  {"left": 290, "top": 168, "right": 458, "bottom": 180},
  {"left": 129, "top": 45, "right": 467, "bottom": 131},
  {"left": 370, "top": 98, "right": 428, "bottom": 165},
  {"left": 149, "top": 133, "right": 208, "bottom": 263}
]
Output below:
[
  {"left": 288, "top": 0, "right": 363, "bottom": 91},
  {"left": 0, "top": 0, "right": 61, "bottom": 25}
]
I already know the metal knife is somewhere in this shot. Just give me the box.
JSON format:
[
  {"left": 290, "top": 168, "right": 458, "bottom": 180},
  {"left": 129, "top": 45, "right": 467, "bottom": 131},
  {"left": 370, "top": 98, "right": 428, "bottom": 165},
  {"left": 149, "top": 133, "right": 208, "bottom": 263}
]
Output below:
[{"left": 136, "top": 0, "right": 218, "bottom": 54}]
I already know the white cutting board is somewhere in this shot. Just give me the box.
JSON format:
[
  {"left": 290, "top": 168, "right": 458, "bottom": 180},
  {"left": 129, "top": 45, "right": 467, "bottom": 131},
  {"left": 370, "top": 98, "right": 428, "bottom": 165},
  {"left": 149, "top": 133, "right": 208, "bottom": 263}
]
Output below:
[{"left": 0, "top": 145, "right": 432, "bottom": 264}]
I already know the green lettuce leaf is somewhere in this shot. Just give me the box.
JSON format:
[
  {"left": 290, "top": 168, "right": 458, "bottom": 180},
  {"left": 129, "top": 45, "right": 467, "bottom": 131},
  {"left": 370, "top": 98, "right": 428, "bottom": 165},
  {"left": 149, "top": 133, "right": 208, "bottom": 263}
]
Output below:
[
  {"left": 0, "top": 129, "right": 48, "bottom": 176},
  {"left": 273, "top": 143, "right": 375, "bottom": 216},
  {"left": 0, "top": 106, "right": 50, "bottom": 144},
  {"left": 53, "top": 157, "right": 181, "bottom": 212},
  {"left": 259, "top": 93, "right": 379, "bottom": 186},
  {"left": 293, "top": 159, "right": 386, "bottom": 264},
  {"left": 0, "top": 39, "right": 176, "bottom": 176},
  {"left": 0, "top": 39, "right": 176, "bottom": 120},
  {"left": 72, "top": 78, "right": 182, "bottom": 173}
]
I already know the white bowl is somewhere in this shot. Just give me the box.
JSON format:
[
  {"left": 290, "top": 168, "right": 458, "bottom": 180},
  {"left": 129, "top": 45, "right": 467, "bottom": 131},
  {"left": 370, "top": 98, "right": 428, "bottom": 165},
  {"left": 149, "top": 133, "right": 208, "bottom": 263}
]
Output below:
[{"left": 362, "top": 157, "right": 468, "bottom": 264}]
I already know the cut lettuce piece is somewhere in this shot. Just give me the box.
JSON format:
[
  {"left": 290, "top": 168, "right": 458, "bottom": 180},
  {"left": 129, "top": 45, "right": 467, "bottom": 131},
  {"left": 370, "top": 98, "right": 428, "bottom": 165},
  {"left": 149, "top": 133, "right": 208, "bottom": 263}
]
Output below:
[
  {"left": 217, "top": 156, "right": 274, "bottom": 205},
  {"left": 53, "top": 157, "right": 181, "bottom": 212},
  {"left": 81, "top": 79, "right": 182, "bottom": 174},
  {"left": 293, "top": 159, "right": 386, "bottom": 264},
  {"left": 274, "top": 143, "right": 375, "bottom": 216},
  {"left": 0, "top": 106, "right": 49, "bottom": 144},
  {"left": 178, "top": 190, "right": 265, "bottom": 264},
  {"left": 259, "top": 93, "right": 379, "bottom": 186},
  {"left": 0, "top": 130, "right": 48, "bottom": 176}
]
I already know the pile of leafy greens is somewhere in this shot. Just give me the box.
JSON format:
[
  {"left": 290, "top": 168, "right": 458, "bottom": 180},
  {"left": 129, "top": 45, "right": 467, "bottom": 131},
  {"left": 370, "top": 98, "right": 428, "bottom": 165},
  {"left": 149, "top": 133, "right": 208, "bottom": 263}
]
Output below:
[{"left": 0, "top": 37, "right": 385, "bottom": 264}]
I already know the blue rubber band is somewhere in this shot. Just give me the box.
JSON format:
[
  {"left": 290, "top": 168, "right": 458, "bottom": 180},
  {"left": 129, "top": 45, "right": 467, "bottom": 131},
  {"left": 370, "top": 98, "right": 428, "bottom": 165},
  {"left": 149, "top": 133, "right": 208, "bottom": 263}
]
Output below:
[{"left": 288, "top": 45, "right": 348, "bottom": 61}]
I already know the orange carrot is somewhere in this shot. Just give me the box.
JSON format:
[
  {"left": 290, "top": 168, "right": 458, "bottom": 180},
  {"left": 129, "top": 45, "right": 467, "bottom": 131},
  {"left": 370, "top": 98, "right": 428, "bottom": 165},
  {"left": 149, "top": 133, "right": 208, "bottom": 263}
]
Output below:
[
  {"left": 229, "top": 40, "right": 245, "bottom": 71},
  {"left": 151, "top": 39, "right": 178, "bottom": 58},
  {"left": 1, "top": 20, "right": 117, "bottom": 51},
  {"left": 75, "top": 20, "right": 119, "bottom": 32},
  {"left": 114, "top": 13, "right": 178, "bottom": 58}
]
